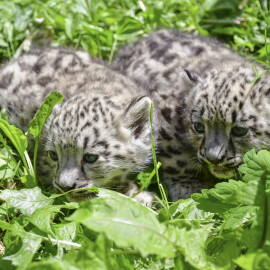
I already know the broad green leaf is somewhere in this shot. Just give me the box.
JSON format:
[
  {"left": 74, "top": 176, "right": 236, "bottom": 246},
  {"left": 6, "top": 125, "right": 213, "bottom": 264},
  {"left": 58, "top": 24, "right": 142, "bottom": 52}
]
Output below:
[
  {"left": 0, "top": 108, "right": 8, "bottom": 121},
  {"left": 0, "top": 119, "right": 27, "bottom": 158},
  {"left": 168, "top": 198, "right": 214, "bottom": 220},
  {"left": 166, "top": 224, "right": 215, "bottom": 269},
  {"left": 0, "top": 187, "right": 53, "bottom": 216},
  {"left": 222, "top": 206, "right": 257, "bottom": 230},
  {"left": 0, "top": 206, "right": 7, "bottom": 220},
  {"left": 207, "top": 232, "right": 242, "bottom": 268},
  {"left": 0, "top": 220, "right": 14, "bottom": 231},
  {"left": 67, "top": 189, "right": 176, "bottom": 258},
  {"left": 2, "top": 232, "right": 42, "bottom": 270},
  {"left": 30, "top": 205, "right": 63, "bottom": 236},
  {"left": 65, "top": 17, "right": 73, "bottom": 40},
  {"left": 234, "top": 251, "right": 270, "bottom": 270},
  {"left": 28, "top": 261, "right": 64, "bottom": 270},
  {"left": 0, "top": 147, "right": 17, "bottom": 179},
  {"left": 30, "top": 203, "right": 78, "bottom": 236},
  {"left": 0, "top": 120, "right": 35, "bottom": 186},
  {"left": 1, "top": 222, "right": 42, "bottom": 270},
  {"left": 64, "top": 234, "right": 116, "bottom": 270},
  {"left": 28, "top": 91, "right": 64, "bottom": 139},
  {"left": 28, "top": 234, "right": 116, "bottom": 270},
  {"left": 0, "top": 167, "right": 13, "bottom": 179},
  {"left": 54, "top": 221, "right": 77, "bottom": 251}
]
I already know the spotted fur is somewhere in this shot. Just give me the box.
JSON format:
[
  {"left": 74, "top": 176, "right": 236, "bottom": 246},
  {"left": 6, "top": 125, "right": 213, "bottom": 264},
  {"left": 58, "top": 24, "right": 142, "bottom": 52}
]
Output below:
[
  {"left": 113, "top": 29, "right": 270, "bottom": 201},
  {"left": 0, "top": 48, "right": 158, "bottom": 206}
]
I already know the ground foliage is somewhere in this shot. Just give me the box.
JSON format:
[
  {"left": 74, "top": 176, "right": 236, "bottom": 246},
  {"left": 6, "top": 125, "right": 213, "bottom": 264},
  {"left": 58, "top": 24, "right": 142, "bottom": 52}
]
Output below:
[
  {"left": 1, "top": 0, "right": 270, "bottom": 269},
  {"left": 0, "top": 0, "right": 270, "bottom": 62}
]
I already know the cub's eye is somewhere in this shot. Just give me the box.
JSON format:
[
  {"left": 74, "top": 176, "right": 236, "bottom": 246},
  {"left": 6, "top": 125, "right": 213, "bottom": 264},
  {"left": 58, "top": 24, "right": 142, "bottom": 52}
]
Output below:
[
  {"left": 231, "top": 126, "right": 248, "bottom": 137},
  {"left": 194, "top": 122, "right": 205, "bottom": 133},
  {"left": 48, "top": 150, "right": 58, "bottom": 161},
  {"left": 83, "top": 153, "right": 98, "bottom": 164}
]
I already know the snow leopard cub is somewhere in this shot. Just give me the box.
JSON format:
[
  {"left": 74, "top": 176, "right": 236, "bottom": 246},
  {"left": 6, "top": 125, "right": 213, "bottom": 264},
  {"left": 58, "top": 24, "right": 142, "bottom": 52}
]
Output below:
[
  {"left": 113, "top": 29, "right": 270, "bottom": 201},
  {"left": 0, "top": 48, "right": 157, "bottom": 206}
]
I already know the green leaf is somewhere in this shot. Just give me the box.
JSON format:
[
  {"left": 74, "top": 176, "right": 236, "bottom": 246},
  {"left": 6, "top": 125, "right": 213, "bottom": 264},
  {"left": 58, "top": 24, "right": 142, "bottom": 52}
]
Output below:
[
  {"left": 54, "top": 221, "right": 77, "bottom": 251},
  {"left": 192, "top": 180, "right": 249, "bottom": 213},
  {"left": 239, "top": 149, "right": 270, "bottom": 184},
  {"left": 0, "top": 119, "right": 27, "bottom": 159},
  {"left": 234, "top": 251, "right": 270, "bottom": 270},
  {"left": 1, "top": 222, "right": 42, "bottom": 270},
  {"left": 0, "top": 187, "right": 53, "bottom": 216},
  {"left": 207, "top": 232, "right": 242, "bottom": 268},
  {"left": 0, "top": 220, "right": 14, "bottom": 231},
  {"left": 30, "top": 203, "right": 78, "bottom": 236},
  {"left": 235, "top": 150, "right": 270, "bottom": 252},
  {"left": 28, "top": 234, "right": 116, "bottom": 270},
  {"left": 65, "top": 17, "right": 73, "bottom": 40},
  {"left": 170, "top": 198, "right": 214, "bottom": 220},
  {"left": 64, "top": 234, "right": 116, "bottom": 270},
  {"left": 67, "top": 189, "right": 176, "bottom": 258},
  {"left": 222, "top": 206, "right": 257, "bottom": 230},
  {"left": 0, "top": 120, "right": 35, "bottom": 186},
  {"left": 28, "top": 91, "right": 64, "bottom": 139},
  {"left": 166, "top": 224, "right": 215, "bottom": 269},
  {"left": 2, "top": 232, "right": 42, "bottom": 270}
]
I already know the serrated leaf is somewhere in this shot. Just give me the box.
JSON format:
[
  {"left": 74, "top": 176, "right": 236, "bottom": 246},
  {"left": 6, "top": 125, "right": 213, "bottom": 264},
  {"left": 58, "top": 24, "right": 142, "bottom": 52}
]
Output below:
[
  {"left": 192, "top": 180, "right": 248, "bottom": 213},
  {"left": 28, "top": 91, "right": 64, "bottom": 139},
  {"left": 67, "top": 189, "right": 176, "bottom": 258},
  {"left": 239, "top": 149, "right": 270, "bottom": 183},
  {"left": 0, "top": 187, "right": 53, "bottom": 216}
]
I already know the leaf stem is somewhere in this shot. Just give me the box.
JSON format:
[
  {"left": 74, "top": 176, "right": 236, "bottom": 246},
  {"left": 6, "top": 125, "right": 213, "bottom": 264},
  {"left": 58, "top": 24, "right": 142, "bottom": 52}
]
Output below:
[
  {"left": 33, "top": 136, "right": 40, "bottom": 184},
  {"left": 132, "top": 162, "right": 162, "bottom": 198},
  {"left": 150, "top": 102, "right": 169, "bottom": 209},
  {"left": 258, "top": 191, "right": 268, "bottom": 249},
  {"left": 24, "top": 150, "right": 36, "bottom": 186}
]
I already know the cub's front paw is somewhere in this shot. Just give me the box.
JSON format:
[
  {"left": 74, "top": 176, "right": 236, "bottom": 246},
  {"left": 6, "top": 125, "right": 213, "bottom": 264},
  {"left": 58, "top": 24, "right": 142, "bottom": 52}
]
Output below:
[
  {"left": 133, "top": 190, "right": 155, "bottom": 207},
  {"left": 125, "top": 182, "right": 154, "bottom": 207}
]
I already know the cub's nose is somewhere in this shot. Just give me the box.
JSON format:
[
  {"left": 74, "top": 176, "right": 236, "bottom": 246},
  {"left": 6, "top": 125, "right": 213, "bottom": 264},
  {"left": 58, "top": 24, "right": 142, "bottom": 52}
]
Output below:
[
  {"left": 57, "top": 167, "right": 80, "bottom": 192},
  {"left": 206, "top": 155, "right": 223, "bottom": 165},
  {"left": 205, "top": 147, "right": 225, "bottom": 165},
  {"left": 56, "top": 182, "right": 77, "bottom": 192}
]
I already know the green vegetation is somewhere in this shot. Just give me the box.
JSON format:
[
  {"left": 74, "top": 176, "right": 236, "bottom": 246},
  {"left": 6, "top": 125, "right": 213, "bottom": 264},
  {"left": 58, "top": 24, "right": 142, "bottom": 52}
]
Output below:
[
  {"left": 0, "top": 0, "right": 270, "bottom": 63},
  {"left": 1, "top": 0, "right": 270, "bottom": 269}
]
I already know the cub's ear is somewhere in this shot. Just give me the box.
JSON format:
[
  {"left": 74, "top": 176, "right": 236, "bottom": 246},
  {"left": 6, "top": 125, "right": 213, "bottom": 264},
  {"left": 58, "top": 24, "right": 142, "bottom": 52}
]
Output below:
[
  {"left": 119, "top": 96, "right": 152, "bottom": 141},
  {"left": 179, "top": 69, "right": 201, "bottom": 88}
]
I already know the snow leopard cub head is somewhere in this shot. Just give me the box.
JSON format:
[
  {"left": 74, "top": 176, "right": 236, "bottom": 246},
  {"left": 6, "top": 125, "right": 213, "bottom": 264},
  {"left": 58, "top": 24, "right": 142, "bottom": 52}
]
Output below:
[
  {"left": 182, "top": 65, "right": 270, "bottom": 180},
  {"left": 38, "top": 93, "right": 155, "bottom": 201}
]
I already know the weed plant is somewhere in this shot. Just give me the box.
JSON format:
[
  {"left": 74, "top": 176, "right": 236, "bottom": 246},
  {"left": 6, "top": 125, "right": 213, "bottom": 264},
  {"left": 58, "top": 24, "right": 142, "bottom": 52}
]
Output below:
[{"left": 1, "top": 0, "right": 270, "bottom": 269}]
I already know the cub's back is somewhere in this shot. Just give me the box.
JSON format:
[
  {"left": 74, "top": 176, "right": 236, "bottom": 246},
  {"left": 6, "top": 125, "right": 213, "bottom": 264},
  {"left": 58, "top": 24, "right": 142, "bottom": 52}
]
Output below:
[
  {"left": 113, "top": 29, "right": 244, "bottom": 93},
  {"left": 0, "top": 48, "right": 143, "bottom": 131}
]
